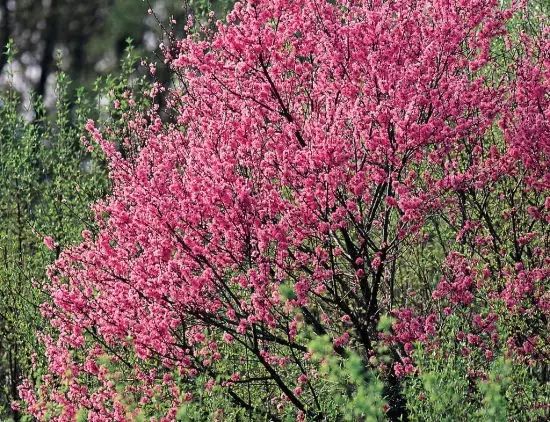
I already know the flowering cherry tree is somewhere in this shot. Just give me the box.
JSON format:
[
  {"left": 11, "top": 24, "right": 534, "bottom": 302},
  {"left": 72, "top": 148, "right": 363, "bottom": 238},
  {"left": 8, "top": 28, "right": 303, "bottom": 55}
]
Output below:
[{"left": 21, "top": 0, "right": 548, "bottom": 420}]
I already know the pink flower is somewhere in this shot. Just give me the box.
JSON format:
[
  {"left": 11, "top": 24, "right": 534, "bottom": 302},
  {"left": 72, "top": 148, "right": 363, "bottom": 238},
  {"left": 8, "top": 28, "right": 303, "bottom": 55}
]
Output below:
[
  {"left": 43, "top": 236, "right": 56, "bottom": 251},
  {"left": 333, "top": 332, "right": 350, "bottom": 348}
]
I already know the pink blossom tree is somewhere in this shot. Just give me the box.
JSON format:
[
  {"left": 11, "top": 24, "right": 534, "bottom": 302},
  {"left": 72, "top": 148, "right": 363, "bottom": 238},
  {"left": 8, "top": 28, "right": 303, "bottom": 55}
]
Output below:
[{"left": 21, "top": 0, "right": 548, "bottom": 420}]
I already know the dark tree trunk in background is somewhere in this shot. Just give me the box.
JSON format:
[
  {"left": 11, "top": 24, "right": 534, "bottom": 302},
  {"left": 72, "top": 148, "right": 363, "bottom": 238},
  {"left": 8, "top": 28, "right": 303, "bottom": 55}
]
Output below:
[
  {"left": 38, "top": 0, "right": 58, "bottom": 98},
  {"left": 0, "top": 0, "right": 11, "bottom": 74},
  {"left": 9, "top": 347, "right": 20, "bottom": 422}
]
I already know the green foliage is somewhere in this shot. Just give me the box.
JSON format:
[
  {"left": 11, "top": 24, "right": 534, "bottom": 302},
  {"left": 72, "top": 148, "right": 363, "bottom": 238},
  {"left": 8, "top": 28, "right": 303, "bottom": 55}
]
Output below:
[
  {"left": 403, "top": 316, "right": 549, "bottom": 422},
  {"left": 308, "top": 335, "right": 387, "bottom": 421},
  {"left": 404, "top": 348, "right": 475, "bottom": 421},
  {"left": 279, "top": 282, "right": 297, "bottom": 300}
]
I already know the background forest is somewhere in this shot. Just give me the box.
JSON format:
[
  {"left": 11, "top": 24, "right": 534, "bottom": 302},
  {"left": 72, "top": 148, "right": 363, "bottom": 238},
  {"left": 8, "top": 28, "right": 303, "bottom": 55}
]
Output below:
[{"left": 0, "top": 0, "right": 548, "bottom": 421}]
